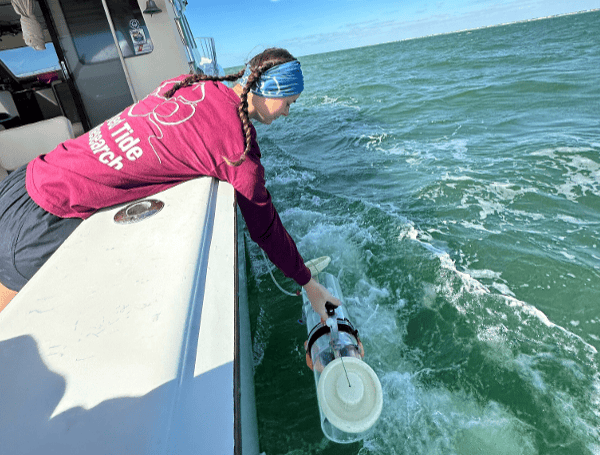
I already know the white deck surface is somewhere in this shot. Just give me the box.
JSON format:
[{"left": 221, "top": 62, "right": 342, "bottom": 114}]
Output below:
[{"left": 0, "top": 177, "right": 252, "bottom": 454}]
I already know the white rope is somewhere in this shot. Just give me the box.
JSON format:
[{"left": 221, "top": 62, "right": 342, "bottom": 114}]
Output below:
[
  {"left": 261, "top": 250, "right": 299, "bottom": 297},
  {"left": 12, "top": 0, "right": 46, "bottom": 51}
]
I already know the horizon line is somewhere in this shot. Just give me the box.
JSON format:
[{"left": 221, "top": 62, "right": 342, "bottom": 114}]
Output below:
[
  {"left": 295, "top": 8, "right": 600, "bottom": 61},
  {"left": 221, "top": 8, "right": 599, "bottom": 70}
]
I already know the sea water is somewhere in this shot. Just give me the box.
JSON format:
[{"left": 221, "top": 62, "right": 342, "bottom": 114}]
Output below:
[{"left": 243, "top": 10, "right": 600, "bottom": 455}]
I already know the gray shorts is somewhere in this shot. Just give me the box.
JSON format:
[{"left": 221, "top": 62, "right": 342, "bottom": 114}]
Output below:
[{"left": 0, "top": 165, "right": 82, "bottom": 291}]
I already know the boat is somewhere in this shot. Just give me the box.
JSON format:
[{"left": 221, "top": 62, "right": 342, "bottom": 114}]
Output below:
[{"left": 0, "top": 1, "right": 259, "bottom": 453}]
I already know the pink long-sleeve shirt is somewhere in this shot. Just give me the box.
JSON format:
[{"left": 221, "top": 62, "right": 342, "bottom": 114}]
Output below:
[{"left": 26, "top": 76, "right": 311, "bottom": 286}]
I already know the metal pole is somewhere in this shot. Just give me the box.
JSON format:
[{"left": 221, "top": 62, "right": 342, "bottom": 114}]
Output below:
[{"left": 100, "top": 0, "right": 138, "bottom": 103}]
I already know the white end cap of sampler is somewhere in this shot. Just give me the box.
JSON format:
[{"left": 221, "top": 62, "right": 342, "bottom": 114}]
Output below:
[
  {"left": 305, "top": 256, "right": 331, "bottom": 277},
  {"left": 317, "top": 357, "right": 383, "bottom": 434}
]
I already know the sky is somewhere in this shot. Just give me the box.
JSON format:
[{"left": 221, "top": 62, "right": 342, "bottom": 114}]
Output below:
[{"left": 185, "top": 0, "right": 600, "bottom": 69}]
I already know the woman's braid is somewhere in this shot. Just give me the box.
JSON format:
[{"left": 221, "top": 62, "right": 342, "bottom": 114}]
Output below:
[
  {"left": 165, "top": 48, "right": 297, "bottom": 166},
  {"left": 225, "top": 59, "right": 286, "bottom": 166},
  {"left": 164, "top": 70, "right": 244, "bottom": 99}
]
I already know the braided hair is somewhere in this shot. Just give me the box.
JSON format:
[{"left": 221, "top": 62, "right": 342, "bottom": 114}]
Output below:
[{"left": 165, "top": 48, "right": 298, "bottom": 166}]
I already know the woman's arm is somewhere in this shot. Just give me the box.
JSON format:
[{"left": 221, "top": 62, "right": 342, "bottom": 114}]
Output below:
[
  {"left": 236, "top": 188, "right": 311, "bottom": 286},
  {"left": 233, "top": 156, "right": 338, "bottom": 317},
  {"left": 237, "top": 190, "right": 342, "bottom": 318}
]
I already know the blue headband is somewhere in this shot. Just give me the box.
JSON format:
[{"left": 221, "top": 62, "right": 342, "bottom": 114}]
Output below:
[{"left": 240, "top": 60, "right": 304, "bottom": 98}]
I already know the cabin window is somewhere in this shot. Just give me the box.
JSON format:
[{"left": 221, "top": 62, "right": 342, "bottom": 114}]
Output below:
[
  {"left": 58, "top": 0, "right": 153, "bottom": 65},
  {"left": 0, "top": 44, "right": 59, "bottom": 78}
]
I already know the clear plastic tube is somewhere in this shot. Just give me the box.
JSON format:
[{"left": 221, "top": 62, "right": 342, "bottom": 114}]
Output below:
[{"left": 302, "top": 272, "right": 381, "bottom": 443}]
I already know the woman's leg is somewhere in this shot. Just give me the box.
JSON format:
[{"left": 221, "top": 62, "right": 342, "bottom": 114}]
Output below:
[
  {"left": 0, "top": 280, "right": 17, "bottom": 313},
  {"left": 0, "top": 165, "right": 83, "bottom": 303}
]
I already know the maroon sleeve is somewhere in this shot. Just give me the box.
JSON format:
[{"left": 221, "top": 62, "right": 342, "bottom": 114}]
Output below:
[{"left": 236, "top": 187, "right": 311, "bottom": 287}]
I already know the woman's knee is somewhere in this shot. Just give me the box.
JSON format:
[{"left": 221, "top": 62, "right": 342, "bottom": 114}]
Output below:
[{"left": 0, "top": 280, "right": 17, "bottom": 313}]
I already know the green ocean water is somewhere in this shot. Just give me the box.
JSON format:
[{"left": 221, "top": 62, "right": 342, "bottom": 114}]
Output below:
[{"left": 243, "top": 11, "right": 600, "bottom": 455}]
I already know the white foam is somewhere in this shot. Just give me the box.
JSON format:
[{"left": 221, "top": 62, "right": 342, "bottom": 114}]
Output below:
[
  {"left": 251, "top": 307, "right": 270, "bottom": 368},
  {"left": 442, "top": 174, "right": 475, "bottom": 182},
  {"left": 382, "top": 138, "right": 458, "bottom": 164},
  {"left": 556, "top": 214, "right": 586, "bottom": 225},
  {"left": 393, "top": 221, "right": 599, "bottom": 372},
  {"left": 363, "top": 371, "right": 538, "bottom": 455},
  {"left": 488, "top": 182, "right": 534, "bottom": 200},
  {"left": 438, "top": 252, "right": 490, "bottom": 296},
  {"left": 300, "top": 194, "right": 324, "bottom": 207},
  {"left": 531, "top": 146, "right": 594, "bottom": 158},
  {"left": 491, "top": 282, "right": 516, "bottom": 297},
  {"left": 511, "top": 209, "right": 545, "bottom": 221},
  {"left": 397, "top": 223, "right": 599, "bottom": 365},
  {"left": 345, "top": 279, "right": 394, "bottom": 341},
  {"left": 269, "top": 169, "right": 316, "bottom": 186},
  {"left": 536, "top": 148, "right": 600, "bottom": 202},
  {"left": 460, "top": 221, "right": 501, "bottom": 234},
  {"left": 513, "top": 353, "right": 549, "bottom": 392},
  {"left": 457, "top": 180, "right": 541, "bottom": 221},
  {"left": 465, "top": 268, "right": 502, "bottom": 280},
  {"left": 306, "top": 94, "right": 361, "bottom": 110},
  {"left": 398, "top": 224, "right": 420, "bottom": 240},
  {"left": 560, "top": 250, "right": 576, "bottom": 260},
  {"left": 359, "top": 131, "right": 390, "bottom": 151}
]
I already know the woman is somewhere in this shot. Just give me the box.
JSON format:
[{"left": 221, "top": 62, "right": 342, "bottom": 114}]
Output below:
[{"left": 0, "top": 48, "right": 340, "bottom": 318}]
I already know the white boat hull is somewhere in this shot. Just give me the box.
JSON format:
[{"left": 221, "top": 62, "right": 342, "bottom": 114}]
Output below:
[{"left": 0, "top": 177, "right": 259, "bottom": 454}]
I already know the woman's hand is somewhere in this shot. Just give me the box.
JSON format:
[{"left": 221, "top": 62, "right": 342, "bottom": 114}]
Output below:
[{"left": 303, "top": 277, "right": 341, "bottom": 320}]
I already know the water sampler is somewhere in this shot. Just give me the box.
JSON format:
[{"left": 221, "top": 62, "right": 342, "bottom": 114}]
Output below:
[{"left": 301, "top": 257, "right": 383, "bottom": 443}]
